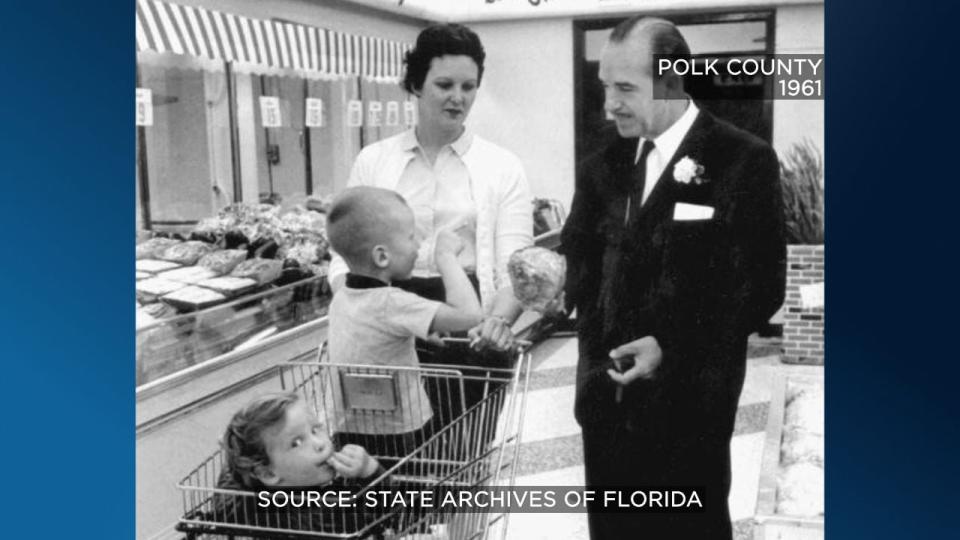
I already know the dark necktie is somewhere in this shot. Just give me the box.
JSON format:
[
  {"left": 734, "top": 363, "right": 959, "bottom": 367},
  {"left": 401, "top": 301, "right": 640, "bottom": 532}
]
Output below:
[
  {"left": 602, "top": 139, "right": 656, "bottom": 338},
  {"left": 625, "top": 139, "right": 656, "bottom": 226}
]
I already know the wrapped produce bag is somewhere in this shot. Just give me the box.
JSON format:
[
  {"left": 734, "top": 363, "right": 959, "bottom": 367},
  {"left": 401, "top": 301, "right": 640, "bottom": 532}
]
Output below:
[{"left": 507, "top": 246, "right": 567, "bottom": 314}]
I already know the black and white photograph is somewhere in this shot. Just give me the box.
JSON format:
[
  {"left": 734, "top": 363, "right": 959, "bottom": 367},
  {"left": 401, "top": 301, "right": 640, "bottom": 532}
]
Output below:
[{"left": 135, "top": 1, "right": 825, "bottom": 539}]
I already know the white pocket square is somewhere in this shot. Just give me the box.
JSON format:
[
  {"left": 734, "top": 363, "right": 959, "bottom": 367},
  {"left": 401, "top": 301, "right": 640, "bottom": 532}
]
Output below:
[{"left": 673, "top": 202, "right": 715, "bottom": 221}]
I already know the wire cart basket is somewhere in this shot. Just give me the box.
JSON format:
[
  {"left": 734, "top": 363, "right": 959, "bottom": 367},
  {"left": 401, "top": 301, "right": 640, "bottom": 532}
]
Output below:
[{"left": 176, "top": 340, "right": 533, "bottom": 540}]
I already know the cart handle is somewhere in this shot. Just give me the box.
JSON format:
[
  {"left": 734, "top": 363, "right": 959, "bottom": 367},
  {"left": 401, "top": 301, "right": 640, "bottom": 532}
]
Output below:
[{"left": 439, "top": 336, "right": 532, "bottom": 353}]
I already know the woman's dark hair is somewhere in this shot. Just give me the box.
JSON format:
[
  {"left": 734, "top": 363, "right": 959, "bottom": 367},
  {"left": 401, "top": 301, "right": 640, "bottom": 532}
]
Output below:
[{"left": 402, "top": 23, "right": 486, "bottom": 94}]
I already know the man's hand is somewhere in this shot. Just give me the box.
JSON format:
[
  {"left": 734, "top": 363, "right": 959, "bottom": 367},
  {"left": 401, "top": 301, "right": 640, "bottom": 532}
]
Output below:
[
  {"left": 607, "top": 336, "right": 662, "bottom": 386},
  {"left": 328, "top": 444, "right": 379, "bottom": 479}
]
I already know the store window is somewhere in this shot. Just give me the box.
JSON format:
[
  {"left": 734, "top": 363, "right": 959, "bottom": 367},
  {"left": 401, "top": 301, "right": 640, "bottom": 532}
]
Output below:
[
  {"left": 137, "top": 52, "right": 233, "bottom": 231},
  {"left": 135, "top": 1, "right": 414, "bottom": 387},
  {"left": 136, "top": 62, "right": 406, "bottom": 385},
  {"left": 136, "top": 61, "right": 412, "bottom": 233}
]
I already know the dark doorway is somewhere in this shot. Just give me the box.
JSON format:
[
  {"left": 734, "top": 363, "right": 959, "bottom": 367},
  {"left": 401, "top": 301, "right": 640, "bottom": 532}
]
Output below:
[{"left": 574, "top": 11, "right": 775, "bottom": 161}]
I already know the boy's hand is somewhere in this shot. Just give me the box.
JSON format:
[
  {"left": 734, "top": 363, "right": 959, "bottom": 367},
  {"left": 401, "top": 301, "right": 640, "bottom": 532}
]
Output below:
[
  {"left": 328, "top": 444, "right": 380, "bottom": 479},
  {"left": 434, "top": 228, "right": 464, "bottom": 261},
  {"left": 468, "top": 316, "right": 515, "bottom": 352}
]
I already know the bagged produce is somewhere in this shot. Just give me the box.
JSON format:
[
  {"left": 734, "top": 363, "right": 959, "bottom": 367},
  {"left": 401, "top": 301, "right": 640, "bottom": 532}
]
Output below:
[
  {"left": 136, "top": 259, "right": 180, "bottom": 273},
  {"left": 219, "top": 203, "right": 283, "bottom": 244},
  {"left": 158, "top": 266, "right": 219, "bottom": 284},
  {"left": 136, "top": 277, "right": 187, "bottom": 303},
  {"left": 161, "top": 241, "right": 216, "bottom": 265},
  {"left": 196, "top": 276, "right": 258, "bottom": 296},
  {"left": 162, "top": 285, "right": 228, "bottom": 310},
  {"left": 279, "top": 239, "right": 327, "bottom": 267},
  {"left": 194, "top": 214, "right": 237, "bottom": 236},
  {"left": 198, "top": 249, "right": 248, "bottom": 274},
  {"left": 230, "top": 258, "right": 283, "bottom": 285},
  {"left": 507, "top": 246, "right": 567, "bottom": 313},
  {"left": 279, "top": 206, "right": 325, "bottom": 235},
  {"left": 136, "top": 237, "right": 181, "bottom": 260}
]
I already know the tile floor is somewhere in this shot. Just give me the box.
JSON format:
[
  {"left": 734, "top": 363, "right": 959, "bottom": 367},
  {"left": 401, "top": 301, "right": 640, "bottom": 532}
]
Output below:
[{"left": 497, "top": 336, "right": 806, "bottom": 540}]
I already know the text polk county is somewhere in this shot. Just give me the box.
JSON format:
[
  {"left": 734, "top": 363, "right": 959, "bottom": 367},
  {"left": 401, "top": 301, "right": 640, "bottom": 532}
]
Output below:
[{"left": 657, "top": 57, "right": 823, "bottom": 77}]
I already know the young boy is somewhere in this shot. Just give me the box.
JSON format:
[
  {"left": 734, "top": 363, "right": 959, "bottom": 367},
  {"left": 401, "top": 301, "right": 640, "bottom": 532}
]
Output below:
[{"left": 325, "top": 186, "right": 483, "bottom": 458}]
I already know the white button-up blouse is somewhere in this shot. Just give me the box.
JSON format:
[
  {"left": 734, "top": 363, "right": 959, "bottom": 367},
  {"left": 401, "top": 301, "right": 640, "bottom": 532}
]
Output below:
[{"left": 329, "top": 129, "right": 534, "bottom": 312}]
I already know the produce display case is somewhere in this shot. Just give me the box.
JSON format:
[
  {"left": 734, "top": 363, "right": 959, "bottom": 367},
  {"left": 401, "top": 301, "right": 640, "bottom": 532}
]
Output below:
[
  {"left": 754, "top": 368, "right": 825, "bottom": 540},
  {"left": 136, "top": 201, "right": 334, "bottom": 387},
  {"left": 137, "top": 274, "right": 330, "bottom": 386}
]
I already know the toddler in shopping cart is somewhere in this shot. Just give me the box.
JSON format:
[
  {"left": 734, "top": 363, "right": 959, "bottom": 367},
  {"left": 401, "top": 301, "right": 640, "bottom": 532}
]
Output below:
[
  {"left": 325, "top": 186, "right": 483, "bottom": 462},
  {"left": 220, "top": 391, "right": 383, "bottom": 489},
  {"left": 212, "top": 391, "right": 394, "bottom": 536}
]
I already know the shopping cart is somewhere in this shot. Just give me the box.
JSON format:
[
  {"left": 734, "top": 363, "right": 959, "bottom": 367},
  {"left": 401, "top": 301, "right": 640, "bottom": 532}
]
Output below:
[{"left": 176, "top": 339, "right": 533, "bottom": 540}]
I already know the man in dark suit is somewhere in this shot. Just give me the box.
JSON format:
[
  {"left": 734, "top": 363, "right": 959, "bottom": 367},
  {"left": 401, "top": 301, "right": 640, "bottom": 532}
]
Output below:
[{"left": 561, "top": 16, "right": 786, "bottom": 539}]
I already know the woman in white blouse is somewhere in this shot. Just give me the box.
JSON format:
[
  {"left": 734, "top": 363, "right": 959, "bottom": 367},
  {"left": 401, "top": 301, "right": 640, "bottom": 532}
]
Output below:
[{"left": 330, "top": 23, "right": 533, "bottom": 352}]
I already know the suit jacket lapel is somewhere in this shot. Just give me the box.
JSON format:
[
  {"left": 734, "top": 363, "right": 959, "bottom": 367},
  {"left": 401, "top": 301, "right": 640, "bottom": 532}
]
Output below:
[{"left": 635, "top": 110, "right": 716, "bottom": 221}]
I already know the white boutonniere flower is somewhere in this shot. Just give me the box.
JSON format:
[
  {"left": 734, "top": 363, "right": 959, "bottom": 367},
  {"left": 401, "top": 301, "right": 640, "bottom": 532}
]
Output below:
[{"left": 673, "top": 156, "right": 708, "bottom": 185}]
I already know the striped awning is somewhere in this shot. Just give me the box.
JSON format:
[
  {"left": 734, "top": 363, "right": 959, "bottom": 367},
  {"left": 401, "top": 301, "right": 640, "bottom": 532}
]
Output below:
[{"left": 135, "top": 0, "right": 412, "bottom": 80}]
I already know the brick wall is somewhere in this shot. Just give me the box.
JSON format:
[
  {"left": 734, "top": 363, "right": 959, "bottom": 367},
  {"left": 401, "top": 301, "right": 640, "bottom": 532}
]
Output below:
[{"left": 783, "top": 245, "right": 824, "bottom": 364}]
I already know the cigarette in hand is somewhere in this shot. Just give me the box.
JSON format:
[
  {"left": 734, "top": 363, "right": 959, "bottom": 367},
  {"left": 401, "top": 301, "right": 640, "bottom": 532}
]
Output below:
[{"left": 614, "top": 358, "right": 625, "bottom": 403}]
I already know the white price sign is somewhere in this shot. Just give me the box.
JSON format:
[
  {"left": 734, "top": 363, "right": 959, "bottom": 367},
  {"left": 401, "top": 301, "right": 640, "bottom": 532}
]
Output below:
[
  {"left": 259, "top": 96, "right": 282, "bottom": 127},
  {"left": 136, "top": 88, "right": 153, "bottom": 126},
  {"left": 305, "top": 98, "right": 324, "bottom": 127},
  {"left": 385, "top": 101, "right": 400, "bottom": 126},
  {"left": 367, "top": 101, "right": 383, "bottom": 127},
  {"left": 347, "top": 100, "right": 364, "bottom": 127},
  {"left": 403, "top": 101, "right": 417, "bottom": 126}
]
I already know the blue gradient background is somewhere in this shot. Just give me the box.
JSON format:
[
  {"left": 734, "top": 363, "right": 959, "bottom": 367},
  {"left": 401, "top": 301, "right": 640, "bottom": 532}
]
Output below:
[
  {"left": 1, "top": 0, "right": 957, "bottom": 538},
  {"left": 0, "top": 1, "right": 134, "bottom": 537},
  {"left": 825, "top": 0, "right": 960, "bottom": 538}
]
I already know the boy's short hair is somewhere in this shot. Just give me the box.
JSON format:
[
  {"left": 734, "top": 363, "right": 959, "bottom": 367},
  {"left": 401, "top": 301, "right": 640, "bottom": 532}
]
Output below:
[
  {"left": 221, "top": 391, "right": 300, "bottom": 488},
  {"left": 327, "top": 186, "right": 409, "bottom": 270}
]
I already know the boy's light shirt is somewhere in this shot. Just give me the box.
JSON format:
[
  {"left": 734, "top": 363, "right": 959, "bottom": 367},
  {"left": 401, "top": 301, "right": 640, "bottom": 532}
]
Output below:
[{"left": 327, "top": 276, "right": 440, "bottom": 434}]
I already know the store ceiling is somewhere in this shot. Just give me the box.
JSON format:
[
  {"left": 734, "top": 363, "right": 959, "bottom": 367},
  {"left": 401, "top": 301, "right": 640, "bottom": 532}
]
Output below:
[{"left": 336, "top": 0, "right": 824, "bottom": 23}]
